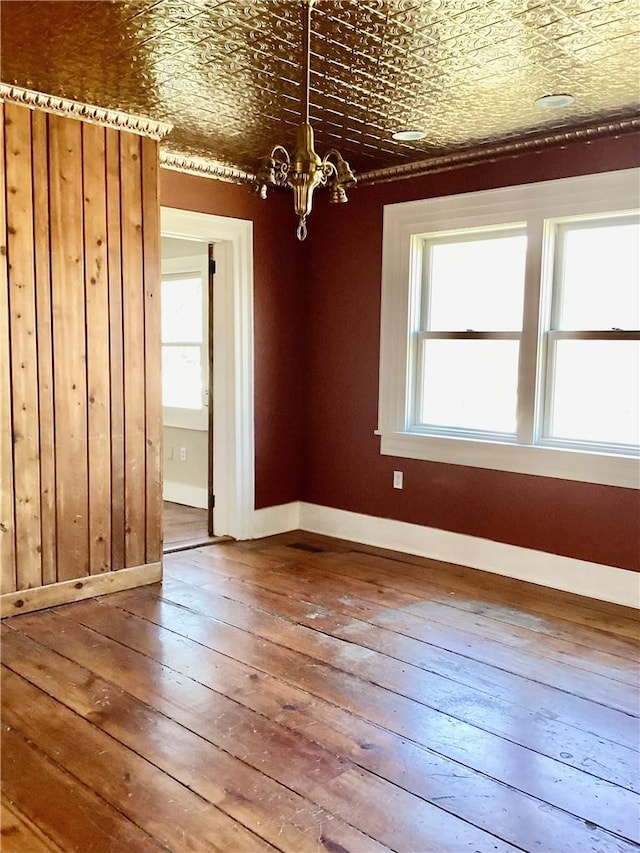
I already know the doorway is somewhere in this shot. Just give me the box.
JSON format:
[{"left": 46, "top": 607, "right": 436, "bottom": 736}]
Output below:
[
  {"left": 161, "top": 235, "right": 213, "bottom": 551},
  {"left": 160, "top": 207, "right": 255, "bottom": 546}
]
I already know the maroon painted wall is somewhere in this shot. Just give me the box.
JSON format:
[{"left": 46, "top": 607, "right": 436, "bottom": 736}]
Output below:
[
  {"left": 302, "top": 134, "right": 640, "bottom": 571},
  {"left": 160, "top": 169, "right": 305, "bottom": 510}
]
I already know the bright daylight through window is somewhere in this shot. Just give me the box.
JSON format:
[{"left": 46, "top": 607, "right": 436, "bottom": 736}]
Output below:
[
  {"left": 161, "top": 267, "right": 208, "bottom": 431},
  {"left": 377, "top": 169, "right": 640, "bottom": 488}
]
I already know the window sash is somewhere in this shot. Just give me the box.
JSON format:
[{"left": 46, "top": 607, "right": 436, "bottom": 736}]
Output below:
[
  {"left": 550, "top": 214, "right": 640, "bottom": 333},
  {"left": 542, "top": 334, "right": 640, "bottom": 451}
]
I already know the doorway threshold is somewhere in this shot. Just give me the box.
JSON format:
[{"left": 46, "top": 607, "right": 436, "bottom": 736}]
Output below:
[{"left": 163, "top": 535, "right": 233, "bottom": 555}]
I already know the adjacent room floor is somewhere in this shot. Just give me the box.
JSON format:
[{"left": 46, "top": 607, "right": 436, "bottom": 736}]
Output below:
[
  {"left": 162, "top": 499, "right": 218, "bottom": 553},
  {"left": 2, "top": 532, "right": 638, "bottom": 852}
]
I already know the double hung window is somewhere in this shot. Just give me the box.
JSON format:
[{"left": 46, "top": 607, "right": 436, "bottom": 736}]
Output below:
[
  {"left": 161, "top": 255, "right": 209, "bottom": 431},
  {"left": 378, "top": 169, "right": 639, "bottom": 487}
]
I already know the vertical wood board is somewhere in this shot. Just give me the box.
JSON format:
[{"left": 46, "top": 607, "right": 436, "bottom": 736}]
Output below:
[
  {"left": 83, "top": 123, "right": 111, "bottom": 574},
  {"left": 105, "top": 129, "right": 126, "bottom": 571},
  {"left": 4, "top": 103, "right": 42, "bottom": 590},
  {"left": 0, "top": 103, "right": 17, "bottom": 592},
  {"left": 142, "top": 136, "right": 162, "bottom": 564},
  {"left": 32, "top": 110, "right": 57, "bottom": 587},
  {"left": 49, "top": 113, "right": 89, "bottom": 581},
  {"left": 120, "top": 133, "right": 146, "bottom": 568}
]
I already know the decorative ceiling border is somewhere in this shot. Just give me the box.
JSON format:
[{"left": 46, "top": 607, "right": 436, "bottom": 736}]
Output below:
[
  {"left": 0, "top": 83, "right": 173, "bottom": 140},
  {"left": 159, "top": 151, "right": 253, "bottom": 184},
  {"left": 357, "top": 115, "right": 640, "bottom": 185}
]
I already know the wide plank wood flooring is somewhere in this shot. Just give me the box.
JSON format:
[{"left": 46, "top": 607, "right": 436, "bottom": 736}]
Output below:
[{"left": 2, "top": 531, "right": 639, "bottom": 853}]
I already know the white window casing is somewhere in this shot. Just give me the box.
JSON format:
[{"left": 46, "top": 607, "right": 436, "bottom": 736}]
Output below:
[{"left": 377, "top": 168, "right": 640, "bottom": 489}]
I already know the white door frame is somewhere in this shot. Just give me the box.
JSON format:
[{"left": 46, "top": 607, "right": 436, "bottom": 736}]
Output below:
[{"left": 160, "top": 207, "right": 255, "bottom": 540}]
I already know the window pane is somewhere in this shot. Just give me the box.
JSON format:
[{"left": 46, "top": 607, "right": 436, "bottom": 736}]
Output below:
[
  {"left": 162, "top": 346, "right": 202, "bottom": 409},
  {"left": 428, "top": 234, "right": 527, "bottom": 331},
  {"left": 419, "top": 340, "right": 519, "bottom": 433},
  {"left": 557, "top": 222, "right": 640, "bottom": 330},
  {"left": 547, "top": 340, "right": 640, "bottom": 446},
  {"left": 161, "top": 277, "right": 203, "bottom": 343}
]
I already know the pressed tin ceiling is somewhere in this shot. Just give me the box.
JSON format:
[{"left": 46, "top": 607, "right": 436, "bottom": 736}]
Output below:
[{"left": 1, "top": 0, "right": 639, "bottom": 183}]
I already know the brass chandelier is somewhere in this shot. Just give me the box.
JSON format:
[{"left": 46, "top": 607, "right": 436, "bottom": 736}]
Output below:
[{"left": 256, "top": 0, "right": 356, "bottom": 241}]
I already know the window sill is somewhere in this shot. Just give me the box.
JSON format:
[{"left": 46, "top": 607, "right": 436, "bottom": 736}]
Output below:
[
  {"left": 378, "top": 431, "right": 639, "bottom": 489},
  {"left": 163, "top": 408, "right": 208, "bottom": 432}
]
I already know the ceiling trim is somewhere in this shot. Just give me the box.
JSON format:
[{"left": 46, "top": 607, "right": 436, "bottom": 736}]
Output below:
[
  {"left": 0, "top": 83, "right": 173, "bottom": 140},
  {"left": 157, "top": 113, "right": 640, "bottom": 189},
  {"left": 357, "top": 115, "right": 640, "bottom": 186},
  {"left": 159, "top": 151, "right": 253, "bottom": 184}
]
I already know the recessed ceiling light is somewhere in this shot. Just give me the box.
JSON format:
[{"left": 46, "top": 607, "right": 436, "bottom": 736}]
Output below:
[
  {"left": 534, "top": 93, "right": 575, "bottom": 109},
  {"left": 392, "top": 129, "right": 428, "bottom": 141}
]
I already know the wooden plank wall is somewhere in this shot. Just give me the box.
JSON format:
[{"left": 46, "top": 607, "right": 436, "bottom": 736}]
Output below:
[{"left": 0, "top": 102, "right": 162, "bottom": 607}]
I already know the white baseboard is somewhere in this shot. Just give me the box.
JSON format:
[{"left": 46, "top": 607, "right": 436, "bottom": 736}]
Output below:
[
  {"left": 251, "top": 502, "right": 301, "bottom": 539},
  {"left": 249, "top": 500, "right": 639, "bottom": 609},
  {"left": 163, "top": 481, "right": 208, "bottom": 509}
]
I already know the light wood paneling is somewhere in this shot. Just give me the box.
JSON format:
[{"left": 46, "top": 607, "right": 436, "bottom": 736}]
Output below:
[
  {"left": 32, "top": 110, "right": 56, "bottom": 587},
  {"left": 83, "top": 122, "right": 111, "bottom": 574},
  {"left": 142, "top": 136, "right": 162, "bottom": 564},
  {"left": 5, "top": 103, "right": 42, "bottom": 591},
  {"left": 4, "top": 107, "right": 39, "bottom": 584},
  {"left": 0, "top": 105, "right": 15, "bottom": 593},
  {"left": 105, "top": 128, "right": 126, "bottom": 572},
  {"left": 49, "top": 113, "right": 89, "bottom": 581},
  {"left": 120, "top": 132, "right": 146, "bottom": 569},
  {"left": 1, "top": 103, "right": 162, "bottom": 613}
]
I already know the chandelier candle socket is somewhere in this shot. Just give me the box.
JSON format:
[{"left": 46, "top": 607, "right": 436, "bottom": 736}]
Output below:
[{"left": 256, "top": 0, "right": 356, "bottom": 240}]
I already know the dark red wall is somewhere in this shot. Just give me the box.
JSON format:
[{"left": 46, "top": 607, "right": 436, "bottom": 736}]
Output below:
[
  {"left": 160, "top": 170, "right": 305, "bottom": 509},
  {"left": 302, "top": 134, "right": 640, "bottom": 571}
]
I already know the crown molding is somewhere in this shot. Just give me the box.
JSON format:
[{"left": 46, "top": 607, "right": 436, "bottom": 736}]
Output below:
[
  {"left": 159, "top": 151, "right": 254, "bottom": 184},
  {"left": 0, "top": 83, "right": 172, "bottom": 140},
  {"left": 357, "top": 115, "right": 640, "bottom": 186}
]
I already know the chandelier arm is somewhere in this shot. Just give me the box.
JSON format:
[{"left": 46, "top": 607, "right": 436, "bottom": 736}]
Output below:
[
  {"left": 320, "top": 159, "right": 337, "bottom": 182},
  {"left": 270, "top": 144, "right": 290, "bottom": 163}
]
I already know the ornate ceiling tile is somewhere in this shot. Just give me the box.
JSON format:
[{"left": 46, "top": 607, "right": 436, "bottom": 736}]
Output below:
[{"left": 1, "top": 0, "right": 638, "bottom": 182}]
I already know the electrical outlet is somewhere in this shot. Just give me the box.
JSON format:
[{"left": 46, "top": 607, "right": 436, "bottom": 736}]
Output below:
[
  {"left": 180, "top": 447, "right": 187, "bottom": 462},
  {"left": 393, "top": 470, "right": 403, "bottom": 489}
]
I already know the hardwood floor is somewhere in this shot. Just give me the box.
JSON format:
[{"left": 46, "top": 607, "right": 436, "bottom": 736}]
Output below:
[
  {"left": 162, "top": 500, "right": 221, "bottom": 552},
  {"left": 2, "top": 531, "right": 639, "bottom": 852}
]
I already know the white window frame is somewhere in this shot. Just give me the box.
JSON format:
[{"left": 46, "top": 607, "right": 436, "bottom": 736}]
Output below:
[
  {"left": 377, "top": 168, "right": 640, "bottom": 489},
  {"left": 161, "top": 253, "right": 209, "bottom": 431}
]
